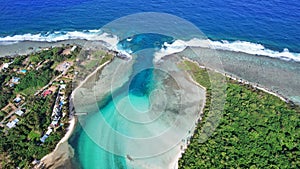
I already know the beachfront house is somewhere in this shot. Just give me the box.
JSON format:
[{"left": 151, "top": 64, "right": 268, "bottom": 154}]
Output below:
[
  {"left": 1, "top": 62, "right": 12, "bottom": 70},
  {"left": 40, "top": 135, "right": 49, "bottom": 143},
  {"left": 3, "top": 63, "right": 10, "bottom": 69}
]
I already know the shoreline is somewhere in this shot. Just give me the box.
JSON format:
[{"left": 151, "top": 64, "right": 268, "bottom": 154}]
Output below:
[
  {"left": 172, "top": 57, "right": 290, "bottom": 169},
  {"left": 37, "top": 48, "right": 115, "bottom": 168},
  {"left": 182, "top": 57, "right": 288, "bottom": 102},
  {"left": 71, "top": 60, "right": 112, "bottom": 100},
  {"left": 0, "top": 39, "right": 87, "bottom": 58},
  {"left": 170, "top": 58, "right": 209, "bottom": 169},
  {"left": 39, "top": 51, "right": 291, "bottom": 169},
  {"left": 7, "top": 41, "right": 291, "bottom": 168},
  {"left": 36, "top": 117, "right": 76, "bottom": 168}
]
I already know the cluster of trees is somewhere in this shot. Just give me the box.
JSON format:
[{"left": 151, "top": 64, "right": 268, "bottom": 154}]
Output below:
[
  {"left": 29, "top": 47, "right": 63, "bottom": 63},
  {"left": 15, "top": 69, "right": 55, "bottom": 95},
  {"left": 0, "top": 74, "right": 13, "bottom": 109},
  {"left": 0, "top": 46, "right": 78, "bottom": 168},
  {"left": 178, "top": 60, "right": 300, "bottom": 168},
  {"left": 0, "top": 94, "right": 67, "bottom": 168},
  {"left": 28, "top": 45, "right": 79, "bottom": 64}
]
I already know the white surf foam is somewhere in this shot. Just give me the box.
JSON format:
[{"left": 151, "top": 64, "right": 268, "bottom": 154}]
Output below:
[
  {"left": 154, "top": 40, "right": 188, "bottom": 62},
  {"left": 0, "top": 30, "right": 119, "bottom": 48},
  {"left": 154, "top": 38, "right": 300, "bottom": 62},
  {"left": 0, "top": 31, "right": 299, "bottom": 62}
]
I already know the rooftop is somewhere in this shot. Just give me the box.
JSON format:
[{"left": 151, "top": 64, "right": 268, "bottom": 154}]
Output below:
[
  {"left": 6, "top": 118, "right": 19, "bottom": 128},
  {"left": 15, "top": 110, "right": 25, "bottom": 116}
]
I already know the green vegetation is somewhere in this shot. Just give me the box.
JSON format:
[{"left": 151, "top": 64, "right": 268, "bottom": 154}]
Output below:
[
  {"left": 0, "top": 89, "right": 12, "bottom": 110},
  {"left": 178, "top": 60, "right": 211, "bottom": 89},
  {"left": 0, "top": 74, "right": 12, "bottom": 109},
  {"left": 73, "top": 49, "right": 115, "bottom": 88},
  {"left": 0, "top": 95, "right": 66, "bottom": 168},
  {"left": 15, "top": 69, "right": 56, "bottom": 95},
  {"left": 0, "top": 46, "right": 79, "bottom": 168},
  {"left": 29, "top": 47, "right": 64, "bottom": 63},
  {"left": 178, "top": 60, "right": 300, "bottom": 168},
  {"left": 99, "top": 52, "right": 114, "bottom": 65}
]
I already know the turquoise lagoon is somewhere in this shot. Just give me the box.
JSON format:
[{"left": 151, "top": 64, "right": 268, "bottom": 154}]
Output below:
[{"left": 71, "top": 34, "right": 174, "bottom": 169}]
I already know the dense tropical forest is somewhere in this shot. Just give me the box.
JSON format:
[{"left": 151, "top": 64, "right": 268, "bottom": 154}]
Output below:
[{"left": 178, "top": 60, "right": 300, "bottom": 168}]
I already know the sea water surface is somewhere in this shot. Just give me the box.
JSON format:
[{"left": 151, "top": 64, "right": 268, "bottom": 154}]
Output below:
[
  {"left": 1, "top": 0, "right": 300, "bottom": 53},
  {"left": 70, "top": 34, "right": 173, "bottom": 169}
]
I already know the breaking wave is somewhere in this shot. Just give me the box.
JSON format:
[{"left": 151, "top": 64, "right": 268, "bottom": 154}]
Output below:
[
  {"left": 155, "top": 38, "right": 300, "bottom": 62},
  {"left": 0, "top": 30, "right": 299, "bottom": 62}
]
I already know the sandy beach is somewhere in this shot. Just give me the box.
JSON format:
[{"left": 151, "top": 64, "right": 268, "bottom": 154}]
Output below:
[
  {"left": 36, "top": 118, "right": 76, "bottom": 169},
  {"left": 159, "top": 55, "right": 291, "bottom": 169},
  {"left": 36, "top": 48, "right": 117, "bottom": 168}
]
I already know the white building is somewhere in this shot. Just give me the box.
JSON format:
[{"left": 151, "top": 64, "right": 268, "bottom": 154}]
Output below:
[
  {"left": 6, "top": 118, "right": 19, "bottom": 128},
  {"left": 15, "top": 110, "right": 25, "bottom": 116}
]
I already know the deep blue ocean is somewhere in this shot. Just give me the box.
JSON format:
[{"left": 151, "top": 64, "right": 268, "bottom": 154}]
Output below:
[{"left": 0, "top": 0, "right": 299, "bottom": 53}]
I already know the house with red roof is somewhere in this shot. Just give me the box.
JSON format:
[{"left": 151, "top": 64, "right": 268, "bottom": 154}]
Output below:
[{"left": 42, "top": 90, "right": 52, "bottom": 97}]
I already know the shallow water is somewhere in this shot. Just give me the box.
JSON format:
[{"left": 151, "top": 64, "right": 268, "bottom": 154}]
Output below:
[
  {"left": 74, "top": 35, "right": 161, "bottom": 169},
  {"left": 70, "top": 33, "right": 300, "bottom": 169}
]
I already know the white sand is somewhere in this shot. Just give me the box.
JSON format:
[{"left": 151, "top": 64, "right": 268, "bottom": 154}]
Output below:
[{"left": 36, "top": 117, "right": 76, "bottom": 169}]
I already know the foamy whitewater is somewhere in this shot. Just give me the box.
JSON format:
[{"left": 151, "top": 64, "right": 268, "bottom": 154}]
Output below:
[
  {"left": 0, "top": 30, "right": 299, "bottom": 62},
  {"left": 154, "top": 38, "right": 300, "bottom": 62}
]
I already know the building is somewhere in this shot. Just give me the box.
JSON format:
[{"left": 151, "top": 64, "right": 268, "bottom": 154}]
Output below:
[
  {"left": 12, "top": 77, "right": 20, "bottom": 83},
  {"left": 6, "top": 118, "right": 19, "bottom": 128},
  {"left": 15, "top": 109, "right": 25, "bottom": 116},
  {"left": 14, "top": 97, "right": 22, "bottom": 103},
  {"left": 46, "top": 128, "right": 53, "bottom": 135},
  {"left": 42, "top": 90, "right": 52, "bottom": 97},
  {"left": 40, "top": 135, "right": 49, "bottom": 143},
  {"left": 71, "top": 46, "right": 77, "bottom": 52},
  {"left": 1, "top": 62, "right": 12, "bottom": 70},
  {"left": 51, "top": 120, "right": 59, "bottom": 127}
]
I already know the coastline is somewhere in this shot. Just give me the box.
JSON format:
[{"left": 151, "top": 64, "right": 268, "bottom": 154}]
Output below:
[
  {"left": 39, "top": 47, "right": 291, "bottom": 169},
  {"left": 182, "top": 57, "right": 288, "bottom": 102},
  {"left": 0, "top": 39, "right": 87, "bottom": 58},
  {"left": 37, "top": 55, "right": 115, "bottom": 168},
  {"left": 171, "top": 56, "right": 291, "bottom": 169},
  {"left": 36, "top": 117, "right": 76, "bottom": 169},
  {"left": 1, "top": 40, "right": 297, "bottom": 168}
]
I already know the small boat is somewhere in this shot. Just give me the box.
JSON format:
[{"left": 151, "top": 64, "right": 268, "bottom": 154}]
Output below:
[
  {"left": 126, "top": 154, "right": 134, "bottom": 161},
  {"left": 126, "top": 37, "right": 133, "bottom": 42}
]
